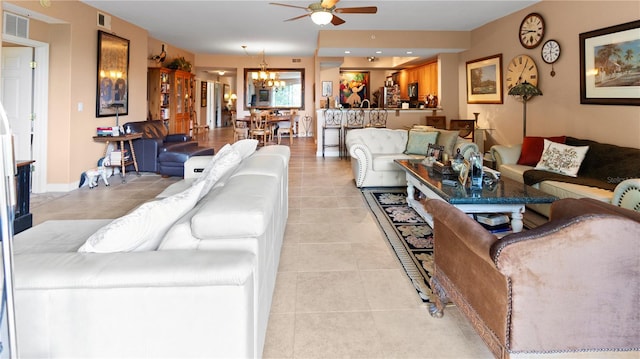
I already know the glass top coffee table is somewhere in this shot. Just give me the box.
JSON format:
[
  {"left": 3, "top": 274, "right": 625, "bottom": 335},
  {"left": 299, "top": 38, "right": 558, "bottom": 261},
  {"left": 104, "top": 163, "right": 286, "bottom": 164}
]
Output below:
[{"left": 395, "top": 159, "right": 558, "bottom": 232}]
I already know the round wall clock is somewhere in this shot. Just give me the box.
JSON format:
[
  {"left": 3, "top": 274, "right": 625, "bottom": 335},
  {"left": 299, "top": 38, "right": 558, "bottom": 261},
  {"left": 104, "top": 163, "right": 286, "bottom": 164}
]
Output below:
[
  {"left": 519, "top": 13, "right": 545, "bottom": 49},
  {"left": 541, "top": 39, "right": 561, "bottom": 64},
  {"left": 506, "top": 54, "right": 539, "bottom": 90}
]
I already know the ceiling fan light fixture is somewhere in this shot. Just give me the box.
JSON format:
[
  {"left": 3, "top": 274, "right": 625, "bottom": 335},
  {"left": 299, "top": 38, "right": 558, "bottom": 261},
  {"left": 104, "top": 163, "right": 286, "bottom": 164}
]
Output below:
[{"left": 311, "top": 10, "right": 333, "bottom": 25}]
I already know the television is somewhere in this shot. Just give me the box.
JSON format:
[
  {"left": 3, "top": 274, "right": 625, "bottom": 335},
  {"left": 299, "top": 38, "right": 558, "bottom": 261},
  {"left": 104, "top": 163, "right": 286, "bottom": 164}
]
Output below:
[{"left": 257, "top": 89, "right": 270, "bottom": 106}]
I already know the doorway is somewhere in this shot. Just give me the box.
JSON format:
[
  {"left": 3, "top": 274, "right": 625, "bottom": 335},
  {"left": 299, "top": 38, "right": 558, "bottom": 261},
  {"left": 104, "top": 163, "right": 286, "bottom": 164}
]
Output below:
[{"left": 1, "top": 35, "right": 49, "bottom": 193}]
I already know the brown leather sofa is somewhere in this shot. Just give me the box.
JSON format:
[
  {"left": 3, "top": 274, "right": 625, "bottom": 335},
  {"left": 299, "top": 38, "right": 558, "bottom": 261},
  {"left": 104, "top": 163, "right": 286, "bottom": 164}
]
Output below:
[{"left": 424, "top": 198, "right": 640, "bottom": 358}]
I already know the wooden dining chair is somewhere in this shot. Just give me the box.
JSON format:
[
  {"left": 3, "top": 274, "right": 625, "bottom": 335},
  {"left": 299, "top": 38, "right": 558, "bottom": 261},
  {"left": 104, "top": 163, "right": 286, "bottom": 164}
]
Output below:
[
  {"left": 250, "top": 112, "right": 269, "bottom": 145},
  {"left": 232, "top": 112, "right": 248, "bottom": 142}
]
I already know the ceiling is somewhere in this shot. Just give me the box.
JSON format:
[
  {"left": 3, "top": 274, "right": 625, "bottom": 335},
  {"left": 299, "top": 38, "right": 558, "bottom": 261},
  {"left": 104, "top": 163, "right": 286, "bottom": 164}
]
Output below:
[{"left": 80, "top": 0, "right": 539, "bottom": 59}]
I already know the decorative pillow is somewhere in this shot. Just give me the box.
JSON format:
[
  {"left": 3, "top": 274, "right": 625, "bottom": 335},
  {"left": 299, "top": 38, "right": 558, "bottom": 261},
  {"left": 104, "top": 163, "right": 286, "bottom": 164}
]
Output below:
[
  {"left": 517, "top": 136, "right": 566, "bottom": 166},
  {"left": 78, "top": 181, "right": 205, "bottom": 253},
  {"left": 195, "top": 145, "right": 242, "bottom": 200},
  {"left": 535, "top": 139, "right": 589, "bottom": 177},
  {"left": 404, "top": 130, "right": 439, "bottom": 155},
  {"left": 232, "top": 139, "right": 258, "bottom": 159},
  {"left": 435, "top": 129, "right": 459, "bottom": 156},
  {"left": 411, "top": 125, "right": 436, "bottom": 132}
]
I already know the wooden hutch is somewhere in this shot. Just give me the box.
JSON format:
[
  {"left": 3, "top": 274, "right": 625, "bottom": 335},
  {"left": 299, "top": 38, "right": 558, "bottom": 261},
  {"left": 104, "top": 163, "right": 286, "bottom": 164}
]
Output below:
[{"left": 147, "top": 67, "right": 195, "bottom": 134}]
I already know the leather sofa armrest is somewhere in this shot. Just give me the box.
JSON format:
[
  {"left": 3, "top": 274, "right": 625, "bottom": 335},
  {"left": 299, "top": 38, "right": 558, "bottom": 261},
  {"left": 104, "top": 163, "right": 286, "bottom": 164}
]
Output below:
[
  {"left": 184, "top": 155, "right": 214, "bottom": 180},
  {"left": 550, "top": 197, "right": 640, "bottom": 223},
  {"left": 612, "top": 178, "right": 640, "bottom": 212},
  {"left": 15, "top": 250, "right": 254, "bottom": 289},
  {"left": 166, "top": 133, "right": 191, "bottom": 142},
  {"left": 454, "top": 138, "right": 479, "bottom": 160},
  {"left": 490, "top": 144, "right": 522, "bottom": 169}
]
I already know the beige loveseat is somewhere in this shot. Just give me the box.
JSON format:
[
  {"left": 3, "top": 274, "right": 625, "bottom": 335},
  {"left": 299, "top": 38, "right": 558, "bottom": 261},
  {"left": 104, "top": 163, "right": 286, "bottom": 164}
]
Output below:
[
  {"left": 426, "top": 197, "right": 640, "bottom": 358},
  {"left": 345, "top": 127, "right": 479, "bottom": 187},
  {"left": 490, "top": 136, "right": 640, "bottom": 216}
]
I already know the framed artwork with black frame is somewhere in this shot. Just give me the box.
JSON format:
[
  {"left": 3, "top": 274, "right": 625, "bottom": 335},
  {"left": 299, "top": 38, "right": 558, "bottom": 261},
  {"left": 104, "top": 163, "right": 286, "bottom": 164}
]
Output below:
[
  {"left": 579, "top": 20, "right": 640, "bottom": 106},
  {"left": 427, "top": 143, "right": 445, "bottom": 161},
  {"left": 96, "top": 30, "right": 130, "bottom": 117}
]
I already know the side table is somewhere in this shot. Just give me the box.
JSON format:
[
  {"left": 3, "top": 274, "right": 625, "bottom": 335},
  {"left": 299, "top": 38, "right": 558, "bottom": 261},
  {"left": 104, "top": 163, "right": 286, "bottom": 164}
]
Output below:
[{"left": 92, "top": 133, "right": 141, "bottom": 183}]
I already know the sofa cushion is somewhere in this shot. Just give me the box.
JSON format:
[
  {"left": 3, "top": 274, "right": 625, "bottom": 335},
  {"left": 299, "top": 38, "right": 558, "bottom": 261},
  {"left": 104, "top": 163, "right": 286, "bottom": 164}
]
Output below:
[
  {"left": 232, "top": 139, "right": 259, "bottom": 159},
  {"left": 404, "top": 130, "right": 439, "bottom": 155},
  {"left": 194, "top": 144, "right": 242, "bottom": 200},
  {"left": 78, "top": 181, "right": 205, "bottom": 253},
  {"left": 539, "top": 181, "right": 613, "bottom": 203},
  {"left": 566, "top": 137, "right": 640, "bottom": 186},
  {"left": 436, "top": 129, "right": 460, "bottom": 156},
  {"left": 14, "top": 219, "right": 112, "bottom": 254},
  {"left": 372, "top": 153, "right": 415, "bottom": 171},
  {"left": 535, "top": 139, "right": 589, "bottom": 177},
  {"left": 517, "top": 136, "right": 566, "bottom": 166}
]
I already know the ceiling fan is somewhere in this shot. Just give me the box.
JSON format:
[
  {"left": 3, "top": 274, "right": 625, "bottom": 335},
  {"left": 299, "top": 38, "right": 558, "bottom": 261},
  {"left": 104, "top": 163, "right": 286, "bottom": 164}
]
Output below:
[{"left": 270, "top": 0, "right": 377, "bottom": 26}]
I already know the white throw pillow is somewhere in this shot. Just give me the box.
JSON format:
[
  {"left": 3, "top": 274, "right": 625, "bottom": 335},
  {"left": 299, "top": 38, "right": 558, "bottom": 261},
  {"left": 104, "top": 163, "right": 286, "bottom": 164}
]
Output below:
[
  {"left": 232, "top": 139, "right": 259, "bottom": 159},
  {"left": 535, "top": 139, "right": 589, "bottom": 177},
  {"left": 78, "top": 181, "right": 205, "bottom": 253},
  {"left": 196, "top": 145, "right": 242, "bottom": 200}
]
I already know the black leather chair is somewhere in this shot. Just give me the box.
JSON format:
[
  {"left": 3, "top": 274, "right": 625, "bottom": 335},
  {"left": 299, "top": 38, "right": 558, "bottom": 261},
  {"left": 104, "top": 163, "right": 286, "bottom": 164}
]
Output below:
[{"left": 123, "top": 120, "right": 214, "bottom": 177}]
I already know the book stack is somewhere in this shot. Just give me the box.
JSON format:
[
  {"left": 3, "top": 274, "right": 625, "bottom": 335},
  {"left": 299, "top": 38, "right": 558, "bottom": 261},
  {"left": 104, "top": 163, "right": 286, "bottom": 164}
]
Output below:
[
  {"left": 96, "top": 127, "right": 113, "bottom": 136},
  {"left": 475, "top": 213, "right": 511, "bottom": 233}
]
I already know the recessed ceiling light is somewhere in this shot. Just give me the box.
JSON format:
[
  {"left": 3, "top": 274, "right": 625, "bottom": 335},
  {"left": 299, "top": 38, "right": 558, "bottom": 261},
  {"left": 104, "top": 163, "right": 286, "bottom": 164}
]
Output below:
[
  {"left": 406, "top": 51, "right": 413, "bottom": 55},
  {"left": 375, "top": 50, "right": 382, "bottom": 54},
  {"left": 344, "top": 50, "right": 351, "bottom": 54}
]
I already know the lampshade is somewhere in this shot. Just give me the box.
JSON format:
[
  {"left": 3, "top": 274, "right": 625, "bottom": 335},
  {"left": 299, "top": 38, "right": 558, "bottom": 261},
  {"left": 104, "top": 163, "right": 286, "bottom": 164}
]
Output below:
[
  {"left": 311, "top": 11, "right": 333, "bottom": 25},
  {"left": 508, "top": 81, "right": 543, "bottom": 101}
]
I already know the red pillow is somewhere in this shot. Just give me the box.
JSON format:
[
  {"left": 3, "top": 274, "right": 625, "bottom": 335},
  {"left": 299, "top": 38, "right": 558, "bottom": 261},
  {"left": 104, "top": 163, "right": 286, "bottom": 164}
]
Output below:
[{"left": 517, "top": 136, "right": 566, "bottom": 166}]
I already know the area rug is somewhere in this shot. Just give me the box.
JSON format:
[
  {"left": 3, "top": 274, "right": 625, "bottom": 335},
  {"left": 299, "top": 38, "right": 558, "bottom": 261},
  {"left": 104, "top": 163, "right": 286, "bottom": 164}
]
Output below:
[{"left": 362, "top": 188, "right": 434, "bottom": 303}]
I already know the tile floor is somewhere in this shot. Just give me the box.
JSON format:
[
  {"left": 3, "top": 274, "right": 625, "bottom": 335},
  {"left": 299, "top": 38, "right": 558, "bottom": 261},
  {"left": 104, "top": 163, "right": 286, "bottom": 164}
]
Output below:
[{"left": 30, "top": 127, "right": 493, "bottom": 359}]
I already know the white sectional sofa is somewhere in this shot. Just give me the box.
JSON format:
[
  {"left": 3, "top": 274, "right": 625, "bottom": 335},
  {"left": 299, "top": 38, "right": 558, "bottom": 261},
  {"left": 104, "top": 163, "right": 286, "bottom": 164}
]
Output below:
[
  {"left": 345, "top": 127, "right": 479, "bottom": 187},
  {"left": 11, "top": 142, "right": 289, "bottom": 358},
  {"left": 491, "top": 137, "right": 640, "bottom": 216}
]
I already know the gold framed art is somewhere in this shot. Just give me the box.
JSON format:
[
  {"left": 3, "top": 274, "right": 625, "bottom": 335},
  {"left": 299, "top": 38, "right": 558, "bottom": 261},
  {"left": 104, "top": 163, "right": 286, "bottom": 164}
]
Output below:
[{"left": 466, "top": 54, "right": 503, "bottom": 104}]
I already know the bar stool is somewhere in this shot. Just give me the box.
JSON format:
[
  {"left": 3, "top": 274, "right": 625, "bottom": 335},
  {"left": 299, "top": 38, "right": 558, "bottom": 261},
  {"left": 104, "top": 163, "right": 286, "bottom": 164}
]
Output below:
[
  {"left": 322, "top": 109, "right": 343, "bottom": 158},
  {"left": 342, "top": 109, "right": 365, "bottom": 157},
  {"left": 368, "top": 108, "right": 388, "bottom": 128}
]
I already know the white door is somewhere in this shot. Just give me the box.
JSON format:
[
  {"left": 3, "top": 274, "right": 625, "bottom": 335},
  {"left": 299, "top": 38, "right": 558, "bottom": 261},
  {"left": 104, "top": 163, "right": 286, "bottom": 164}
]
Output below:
[{"left": 1, "top": 47, "right": 33, "bottom": 162}]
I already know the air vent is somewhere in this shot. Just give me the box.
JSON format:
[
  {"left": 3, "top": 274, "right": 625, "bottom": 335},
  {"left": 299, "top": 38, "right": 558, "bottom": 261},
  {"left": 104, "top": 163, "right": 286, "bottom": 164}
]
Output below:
[
  {"left": 292, "top": 58, "right": 301, "bottom": 63},
  {"left": 97, "top": 12, "right": 111, "bottom": 30},
  {"left": 3, "top": 12, "right": 29, "bottom": 38}
]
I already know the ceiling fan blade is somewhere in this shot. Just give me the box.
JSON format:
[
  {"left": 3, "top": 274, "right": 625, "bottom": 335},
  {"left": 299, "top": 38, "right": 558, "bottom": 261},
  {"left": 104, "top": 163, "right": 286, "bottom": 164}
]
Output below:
[
  {"left": 331, "top": 14, "right": 346, "bottom": 26},
  {"left": 284, "top": 13, "right": 311, "bottom": 22},
  {"left": 321, "top": 0, "right": 339, "bottom": 9},
  {"left": 335, "top": 6, "right": 378, "bottom": 14},
  {"left": 269, "top": 2, "right": 309, "bottom": 11}
]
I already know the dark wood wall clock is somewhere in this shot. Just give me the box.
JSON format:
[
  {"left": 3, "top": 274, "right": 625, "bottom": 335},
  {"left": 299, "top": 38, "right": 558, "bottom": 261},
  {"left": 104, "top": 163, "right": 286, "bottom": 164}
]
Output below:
[{"left": 519, "top": 13, "right": 545, "bottom": 49}]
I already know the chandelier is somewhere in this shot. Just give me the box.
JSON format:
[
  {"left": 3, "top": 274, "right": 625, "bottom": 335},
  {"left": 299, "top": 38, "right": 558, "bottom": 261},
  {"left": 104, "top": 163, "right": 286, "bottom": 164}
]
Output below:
[{"left": 252, "top": 50, "right": 285, "bottom": 89}]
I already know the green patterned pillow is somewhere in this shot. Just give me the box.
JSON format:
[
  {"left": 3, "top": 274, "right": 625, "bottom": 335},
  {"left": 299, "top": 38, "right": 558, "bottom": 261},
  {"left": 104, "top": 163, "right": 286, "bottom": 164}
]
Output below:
[{"left": 404, "top": 130, "right": 439, "bottom": 155}]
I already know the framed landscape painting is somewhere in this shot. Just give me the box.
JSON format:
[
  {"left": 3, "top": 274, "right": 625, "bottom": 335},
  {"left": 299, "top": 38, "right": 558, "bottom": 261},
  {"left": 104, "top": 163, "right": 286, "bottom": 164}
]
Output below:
[
  {"left": 466, "top": 54, "right": 503, "bottom": 104},
  {"left": 580, "top": 20, "right": 640, "bottom": 106}
]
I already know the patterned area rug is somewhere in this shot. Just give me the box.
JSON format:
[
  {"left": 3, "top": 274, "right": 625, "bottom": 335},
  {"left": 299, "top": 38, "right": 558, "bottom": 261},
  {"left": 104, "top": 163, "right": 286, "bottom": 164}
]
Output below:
[{"left": 362, "top": 188, "right": 434, "bottom": 303}]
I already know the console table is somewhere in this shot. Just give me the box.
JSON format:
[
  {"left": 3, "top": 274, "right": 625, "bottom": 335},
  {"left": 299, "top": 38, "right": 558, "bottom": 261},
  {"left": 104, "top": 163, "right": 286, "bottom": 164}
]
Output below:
[{"left": 92, "top": 133, "right": 141, "bottom": 183}]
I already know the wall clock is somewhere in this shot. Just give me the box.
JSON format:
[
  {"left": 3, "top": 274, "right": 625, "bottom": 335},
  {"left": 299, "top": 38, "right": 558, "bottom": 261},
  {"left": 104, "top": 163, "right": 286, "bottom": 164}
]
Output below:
[
  {"left": 506, "top": 54, "right": 538, "bottom": 90},
  {"left": 541, "top": 39, "right": 560, "bottom": 64},
  {"left": 519, "top": 13, "right": 545, "bottom": 49}
]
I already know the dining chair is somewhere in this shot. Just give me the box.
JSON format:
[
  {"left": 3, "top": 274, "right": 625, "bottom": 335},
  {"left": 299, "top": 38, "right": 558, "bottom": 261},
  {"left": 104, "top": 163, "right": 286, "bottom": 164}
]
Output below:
[
  {"left": 250, "top": 112, "right": 269, "bottom": 145},
  {"left": 277, "top": 114, "right": 297, "bottom": 145},
  {"left": 322, "top": 109, "right": 343, "bottom": 158},
  {"left": 368, "top": 108, "right": 387, "bottom": 128},
  {"left": 232, "top": 112, "right": 248, "bottom": 142},
  {"left": 343, "top": 109, "right": 365, "bottom": 156},
  {"left": 426, "top": 116, "right": 447, "bottom": 129}
]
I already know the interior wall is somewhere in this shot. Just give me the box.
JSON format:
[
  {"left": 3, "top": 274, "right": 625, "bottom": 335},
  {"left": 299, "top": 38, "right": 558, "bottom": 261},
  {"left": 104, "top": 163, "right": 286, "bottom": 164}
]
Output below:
[{"left": 461, "top": 0, "right": 640, "bottom": 148}]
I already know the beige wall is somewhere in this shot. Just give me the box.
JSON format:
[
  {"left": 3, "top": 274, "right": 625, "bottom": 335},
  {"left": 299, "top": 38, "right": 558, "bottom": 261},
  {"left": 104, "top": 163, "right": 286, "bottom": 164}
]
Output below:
[{"left": 460, "top": 0, "right": 640, "bottom": 148}]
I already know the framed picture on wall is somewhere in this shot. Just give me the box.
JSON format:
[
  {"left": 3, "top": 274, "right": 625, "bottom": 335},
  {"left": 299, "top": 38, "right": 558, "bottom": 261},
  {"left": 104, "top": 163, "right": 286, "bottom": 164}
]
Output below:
[
  {"left": 340, "top": 71, "right": 369, "bottom": 107},
  {"left": 580, "top": 20, "right": 640, "bottom": 106},
  {"left": 96, "top": 30, "right": 130, "bottom": 117},
  {"left": 465, "top": 54, "right": 503, "bottom": 104},
  {"left": 322, "top": 81, "right": 332, "bottom": 97}
]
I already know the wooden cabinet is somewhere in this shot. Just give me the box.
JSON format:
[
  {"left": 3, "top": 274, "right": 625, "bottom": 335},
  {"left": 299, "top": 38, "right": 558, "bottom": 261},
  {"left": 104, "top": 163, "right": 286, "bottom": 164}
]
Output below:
[{"left": 148, "top": 68, "right": 194, "bottom": 134}]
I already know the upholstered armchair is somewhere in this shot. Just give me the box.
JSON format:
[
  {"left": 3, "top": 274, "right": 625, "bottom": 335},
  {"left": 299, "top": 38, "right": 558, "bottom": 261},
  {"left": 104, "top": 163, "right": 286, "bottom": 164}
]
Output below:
[{"left": 425, "top": 197, "right": 640, "bottom": 358}]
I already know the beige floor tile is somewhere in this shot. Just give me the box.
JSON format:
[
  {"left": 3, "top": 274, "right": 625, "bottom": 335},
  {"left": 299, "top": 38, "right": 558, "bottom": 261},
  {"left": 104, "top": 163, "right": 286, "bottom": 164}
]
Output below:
[
  {"left": 270, "top": 272, "right": 297, "bottom": 314},
  {"left": 295, "top": 243, "right": 358, "bottom": 271},
  {"left": 262, "top": 313, "right": 295, "bottom": 359},
  {"left": 295, "top": 271, "right": 370, "bottom": 312},
  {"left": 360, "top": 269, "right": 425, "bottom": 310}
]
